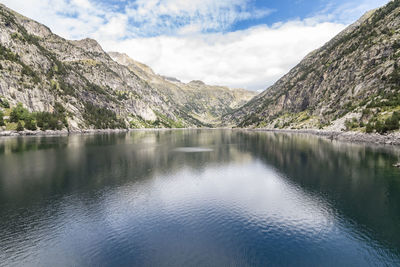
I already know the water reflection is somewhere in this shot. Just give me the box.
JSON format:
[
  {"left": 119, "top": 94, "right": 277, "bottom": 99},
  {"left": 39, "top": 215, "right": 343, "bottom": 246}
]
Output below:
[
  {"left": 240, "top": 132, "right": 400, "bottom": 252},
  {"left": 0, "top": 130, "right": 399, "bottom": 266}
]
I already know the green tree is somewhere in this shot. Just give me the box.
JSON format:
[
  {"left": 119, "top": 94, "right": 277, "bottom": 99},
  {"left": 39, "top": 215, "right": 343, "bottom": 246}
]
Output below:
[
  {"left": 24, "top": 114, "right": 37, "bottom": 131},
  {"left": 0, "top": 110, "right": 5, "bottom": 126},
  {"left": 16, "top": 121, "right": 24, "bottom": 132},
  {"left": 9, "top": 103, "right": 29, "bottom": 122},
  {"left": 83, "top": 102, "right": 126, "bottom": 129},
  {"left": 35, "top": 112, "right": 63, "bottom": 130},
  {"left": 393, "top": 111, "right": 400, "bottom": 121}
]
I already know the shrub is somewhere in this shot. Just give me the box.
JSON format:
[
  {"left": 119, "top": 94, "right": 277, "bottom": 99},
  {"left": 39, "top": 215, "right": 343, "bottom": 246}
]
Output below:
[
  {"left": 384, "top": 112, "right": 400, "bottom": 132},
  {"left": 389, "top": 68, "right": 400, "bottom": 85},
  {"left": 87, "top": 83, "right": 108, "bottom": 95},
  {"left": 362, "top": 108, "right": 371, "bottom": 116},
  {"left": 344, "top": 118, "right": 359, "bottom": 130},
  {"left": 344, "top": 119, "right": 352, "bottom": 130},
  {"left": 0, "top": 98, "right": 10, "bottom": 108},
  {"left": 152, "top": 111, "right": 185, "bottom": 128},
  {"left": 0, "top": 44, "right": 20, "bottom": 62},
  {"left": 370, "top": 112, "right": 400, "bottom": 134},
  {"left": 366, "top": 123, "right": 374, "bottom": 133},
  {"left": 375, "top": 121, "right": 385, "bottom": 134},
  {"left": 393, "top": 111, "right": 400, "bottom": 121},
  {"left": 54, "top": 102, "right": 66, "bottom": 114},
  {"left": 58, "top": 80, "right": 75, "bottom": 96}
]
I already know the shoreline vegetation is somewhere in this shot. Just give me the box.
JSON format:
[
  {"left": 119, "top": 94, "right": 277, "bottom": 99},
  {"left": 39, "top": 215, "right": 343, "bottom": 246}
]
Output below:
[{"left": 1, "top": 127, "right": 400, "bottom": 146}]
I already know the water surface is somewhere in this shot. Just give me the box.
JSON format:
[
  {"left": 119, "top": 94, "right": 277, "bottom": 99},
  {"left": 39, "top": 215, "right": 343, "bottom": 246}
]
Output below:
[{"left": 0, "top": 130, "right": 400, "bottom": 266}]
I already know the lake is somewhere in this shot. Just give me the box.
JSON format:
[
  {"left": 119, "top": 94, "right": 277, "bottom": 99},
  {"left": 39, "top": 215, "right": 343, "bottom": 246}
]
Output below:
[{"left": 0, "top": 130, "right": 400, "bottom": 266}]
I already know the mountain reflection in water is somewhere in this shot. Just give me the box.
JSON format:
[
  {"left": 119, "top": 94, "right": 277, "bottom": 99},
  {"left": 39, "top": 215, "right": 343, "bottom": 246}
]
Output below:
[{"left": 0, "top": 130, "right": 399, "bottom": 266}]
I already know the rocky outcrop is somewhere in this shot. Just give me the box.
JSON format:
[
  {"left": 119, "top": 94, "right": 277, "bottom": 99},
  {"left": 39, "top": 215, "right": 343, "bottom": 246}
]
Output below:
[{"left": 228, "top": 0, "right": 400, "bottom": 134}]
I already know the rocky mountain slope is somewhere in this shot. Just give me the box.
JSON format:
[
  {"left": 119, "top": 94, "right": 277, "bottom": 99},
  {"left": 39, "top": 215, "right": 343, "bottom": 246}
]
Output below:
[
  {"left": 109, "top": 52, "right": 256, "bottom": 125},
  {"left": 0, "top": 3, "right": 255, "bottom": 132},
  {"left": 229, "top": 0, "right": 400, "bottom": 134}
]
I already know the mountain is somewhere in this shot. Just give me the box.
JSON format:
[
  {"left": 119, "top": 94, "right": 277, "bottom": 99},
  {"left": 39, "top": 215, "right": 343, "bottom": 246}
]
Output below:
[
  {"left": 228, "top": 0, "right": 400, "bottom": 134},
  {"left": 0, "top": 3, "right": 256, "bottom": 132},
  {"left": 108, "top": 52, "right": 257, "bottom": 126}
]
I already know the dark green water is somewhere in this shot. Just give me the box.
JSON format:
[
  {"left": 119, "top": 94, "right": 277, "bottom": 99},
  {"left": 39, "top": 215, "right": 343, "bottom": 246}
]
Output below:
[{"left": 0, "top": 130, "right": 400, "bottom": 266}]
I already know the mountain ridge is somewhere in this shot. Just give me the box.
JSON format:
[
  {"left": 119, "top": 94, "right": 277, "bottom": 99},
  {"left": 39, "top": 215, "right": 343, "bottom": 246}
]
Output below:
[
  {"left": 228, "top": 0, "right": 400, "bottom": 134},
  {"left": 0, "top": 3, "right": 256, "bottom": 132}
]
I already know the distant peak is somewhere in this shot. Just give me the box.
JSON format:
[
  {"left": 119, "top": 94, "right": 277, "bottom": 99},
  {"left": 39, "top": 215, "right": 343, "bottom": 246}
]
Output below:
[
  {"left": 71, "top": 38, "right": 104, "bottom": 53},
  {"left": 189, "top": 80, "right": 205, "bottom": 86},
  {"left": 108, "top": 51, "right": 127, "bottom": 58},
  {"left": 161, "top": 76, "right": 181, "bottom": 83},
  {"left": 108, "top": 51, "right": 155, "bottom": 76}
]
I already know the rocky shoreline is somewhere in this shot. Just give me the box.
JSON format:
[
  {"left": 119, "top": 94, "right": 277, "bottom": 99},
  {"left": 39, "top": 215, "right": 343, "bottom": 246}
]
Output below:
[
  {"left": 1, "top": 128, "right": 400, "bottom": 147},
  {"left": 0, "top": 129, "right": 130, "bottom": 137},
  {"left": 249, "top": 128, "right": 400, "bottom": 146},
  {"left": 0, "top": 128, "right": 205, "bottom": 137}
]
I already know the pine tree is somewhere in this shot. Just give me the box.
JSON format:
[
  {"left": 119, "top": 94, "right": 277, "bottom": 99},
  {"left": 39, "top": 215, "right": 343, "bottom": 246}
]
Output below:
[
  {"left": 16, "top": 121, "right": 24, "bottom": 132},
  {"left": 0, "top": 110, "right": 5, "bottom": 126}
]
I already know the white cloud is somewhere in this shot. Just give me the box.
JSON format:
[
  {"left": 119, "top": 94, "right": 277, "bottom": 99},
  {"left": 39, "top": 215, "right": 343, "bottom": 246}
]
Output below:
[
  {"left": 94, "top": 14, "right": 128, "bottom": 40},
  {"left": 0, "top": 0, "right": 272, "bottom": 39},
  {"left": 101, "top": 21, "right": 345, "bottom": 90},
  {"left": 0, "top": 0, "right": 111, "bottom": 39},
  {"left": 124, "top": 0, "right": 272, "bottom": 36}
]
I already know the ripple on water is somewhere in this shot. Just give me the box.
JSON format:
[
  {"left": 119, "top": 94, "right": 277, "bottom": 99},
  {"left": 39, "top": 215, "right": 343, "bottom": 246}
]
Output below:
[{"left": 172, "top": 147, "right": 213, "bottom": 153}]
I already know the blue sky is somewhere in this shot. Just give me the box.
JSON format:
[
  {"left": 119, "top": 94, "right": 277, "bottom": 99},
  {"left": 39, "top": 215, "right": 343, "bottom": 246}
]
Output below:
[
  {"left": 51, "top": 0, "right": 387, "bottom": 36},
  {"left": 234, "top": 0, "right": 336, "bottom": 30},
  {"left": 0, "top": 0, "right": 390, "bottom": 90}
]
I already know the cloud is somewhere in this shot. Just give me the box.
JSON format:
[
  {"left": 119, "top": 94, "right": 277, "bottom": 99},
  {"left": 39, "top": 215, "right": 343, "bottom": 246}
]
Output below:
[
  {"left": 0, "top": 0, "right": 272, "bottom": 39},
  {"left": 124, "top": 0, "right": 272, "bottom": 36},
  {"left": 0, "top": 0, "right": 112, "bottom": 39},
  {"left": 101, "top": 20, "right": 345, "bottom": 90}
]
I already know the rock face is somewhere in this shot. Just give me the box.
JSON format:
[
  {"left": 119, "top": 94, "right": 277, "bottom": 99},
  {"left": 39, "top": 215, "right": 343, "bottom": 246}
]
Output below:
[
  {"left": 0, "top": 4, "right": 256, "bottom": 130},
  {"left": 228, "top": 0, "right": 400, "bottom": 133}
]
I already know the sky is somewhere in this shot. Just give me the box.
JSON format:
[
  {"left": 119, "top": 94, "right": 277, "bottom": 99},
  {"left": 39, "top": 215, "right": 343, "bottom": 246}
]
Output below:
[{"left": 0, "top": 0, "right": 390, "bottom": 91}]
